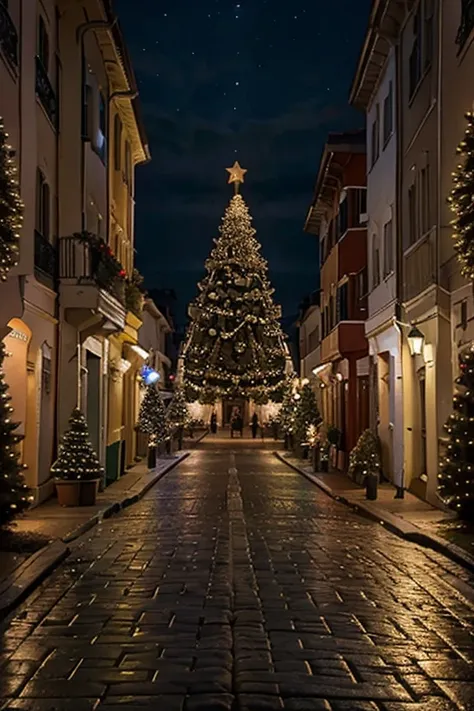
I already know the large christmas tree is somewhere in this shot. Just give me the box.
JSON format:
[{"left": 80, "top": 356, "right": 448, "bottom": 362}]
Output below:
[
  {"left": 182, "top": 163, "right": 287, "bottom": 402},
  {"left": 0, "top": 342, "right": 30, "bottom": 526},
  {"left": 438, "top": 349, "right": 474, "bottom": 518}
]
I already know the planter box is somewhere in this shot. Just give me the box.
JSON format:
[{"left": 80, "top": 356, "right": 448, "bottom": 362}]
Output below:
[{"left": 55, "top": 479, "right": 99, "bottom": 507}]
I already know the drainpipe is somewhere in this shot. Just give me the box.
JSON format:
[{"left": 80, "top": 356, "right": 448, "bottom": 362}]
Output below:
[
  {"left": 76, "top": 18, "right": 117, "bottom": 231},
  {"left": 394, "top": 34, "right": 405, "bottom": 499}
]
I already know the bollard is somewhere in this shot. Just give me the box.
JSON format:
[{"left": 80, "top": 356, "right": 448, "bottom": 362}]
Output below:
[
  {"left": 366, "top": 472, "right": 378, "bottom": 500},
  {"left": 147, "top": 446, "right": 157, "bottom": 470}
]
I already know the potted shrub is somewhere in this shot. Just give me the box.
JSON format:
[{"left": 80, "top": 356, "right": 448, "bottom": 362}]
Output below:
[
  {"left": 51, "top": 408, "right": 104, "bottom": 506},
  {"left": 348, "top": 429, "right": 381, "bottom": 487},
  {"left": 327, "top": 425, "right": 341, "bottom": 469}
]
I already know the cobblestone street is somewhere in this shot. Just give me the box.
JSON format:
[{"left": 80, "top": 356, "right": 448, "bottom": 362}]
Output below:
[{"left": 2, "top": 442, "right": 474, "bottom": 710}]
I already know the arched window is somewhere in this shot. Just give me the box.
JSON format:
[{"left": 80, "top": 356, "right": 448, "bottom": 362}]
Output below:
[{"left": 372, "top": 233, "right": 380, "bottom": 289}]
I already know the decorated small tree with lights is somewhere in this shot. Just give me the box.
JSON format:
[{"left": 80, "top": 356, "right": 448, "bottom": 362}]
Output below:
[
  {"left": 166, "top": 387, "right": 190, "bottom": 449},
  {"left": 137, "top": 384, "right": 169, "bottom": 467},
  {"left": 448, "top": 112, "right": 474, "bottom": 281},
  {"left": 182, "top": 163, "right": 287, "bottom": 403},
  {"left": 0, "top": 342, "right": 30, "bottom": 527},
  {"left": 51, "top": 408, "right": 104, "bottom": 481},
  {"left": 348, "top": 429, "right": 381, "bottom": 486},
  {"left": 278, "top": 376, "right": 298, "bottom": 448},
  {"left": 0, "top": 117, "right": 22, "bottom": 281},
  {"left": 294, "top": 382, "right": 321, "bottom": 450},
  {"left": 438, "top": 350, "right": 474, "bottom": 518}
]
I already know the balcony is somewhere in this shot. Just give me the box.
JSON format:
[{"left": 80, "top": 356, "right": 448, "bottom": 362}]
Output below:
[
  {"left": 58, "top": 234, "right": 126, "bottom": 336},
  {"left": 0, "top": 2, "right": 18, "bottom": 68},
  {"left": 35, "top": 56, "right": 57, "bottom": 127},
  {"left": 321, "top": 322, "right": 367, "bottom": 363},
  {"left": 34, "top": 230, "right": 57, "bottom": 289},
  {"left": 403, "top": 230, "right": 437, "bottom": 303}
]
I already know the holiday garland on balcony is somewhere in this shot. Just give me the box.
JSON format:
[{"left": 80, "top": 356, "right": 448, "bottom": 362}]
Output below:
[
  {"left": 0, "top": 117, "right": 22, "bottom": 281},
  {"left": 73, "top": 231, "right": 126, "bottom": 289},
  {"left": 448, "top": 112, "right": 474, "bottom": 280}
]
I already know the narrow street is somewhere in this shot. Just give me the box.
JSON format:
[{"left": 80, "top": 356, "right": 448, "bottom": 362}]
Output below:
[{"left": 2, "top": 442, "right": 474, "bottom": 710}]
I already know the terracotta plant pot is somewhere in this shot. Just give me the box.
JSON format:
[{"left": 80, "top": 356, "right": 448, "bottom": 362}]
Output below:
[{"left": 55, "top": 479, "right": 99, "bottom": 507}]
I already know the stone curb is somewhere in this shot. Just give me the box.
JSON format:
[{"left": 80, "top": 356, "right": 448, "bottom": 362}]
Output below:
[
  {"left": 0, "top": 453, "right": 190, "bottom": 621},
  {"left": 0, "top": 540, "right": 69, "bottom": 620},
  {"left": 274, "top": 451, "right": 474, "bottom": 574}
]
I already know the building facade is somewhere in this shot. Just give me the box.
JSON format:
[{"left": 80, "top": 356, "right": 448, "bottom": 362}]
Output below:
[
  {"left": 1, "top": 0, "right": 149, "bottom": 503},
  {"left": 350, "top": 2, "right": 404, "bottom": 490},
  {"left": 304, "top": 131, "right": 370, "bottom": 467}
]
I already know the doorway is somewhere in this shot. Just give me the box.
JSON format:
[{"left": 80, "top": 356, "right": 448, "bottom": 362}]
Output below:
[
  {"left": 223, "top": 398, "right": 246, "bottom": 425},
  {"left": 86, "top": 351, "right": 101, "bottom": 458}
]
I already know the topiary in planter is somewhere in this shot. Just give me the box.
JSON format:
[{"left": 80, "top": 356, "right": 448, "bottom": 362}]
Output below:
[{"left": 348, "top": 429, "right": 381, "bottom": 486}]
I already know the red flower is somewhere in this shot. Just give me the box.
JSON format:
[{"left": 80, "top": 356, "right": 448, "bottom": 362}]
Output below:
[{"left": 119, "top": 269, "right": 126, "bottom": 278}]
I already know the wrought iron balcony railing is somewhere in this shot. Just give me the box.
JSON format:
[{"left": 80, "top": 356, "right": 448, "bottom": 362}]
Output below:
[
  {"left": 35, "top": 56, "right": 57, "bottom": 127},
  {"left": 457, "top": 0, "right": 474, "bottom": 54},
  {"left": 0, "top": 1, "right": 18, "bottom": 68},
  {"left": 34, "top": 230, "right": 57, "bottom": 289},
  {"left": 59, "top": 235, "right": 126, "bottom": 305}
]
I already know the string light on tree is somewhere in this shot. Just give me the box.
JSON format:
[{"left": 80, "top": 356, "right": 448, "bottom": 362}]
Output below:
[
  {"left": 50, "top": 408, "right": 104, "bottom": 481},
  {"left": 0, "top": 117, "right": 22, "bottom": 281},
  {"left": 438, "top": 348, "right": 474, "bottom": 518},
  {"left": 448, "top": 112, "right": 474, "bottom": 280},
  {"left": 0, "top": 342, "right": 32, "bottom": 527}
]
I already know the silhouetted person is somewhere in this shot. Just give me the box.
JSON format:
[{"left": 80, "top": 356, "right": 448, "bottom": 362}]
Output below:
[
  {"left": 210, "top": 412, "right": 217, "bottom": 434},
  {"left": 251, "top": 413, "right": 259, "bottom": 439}
]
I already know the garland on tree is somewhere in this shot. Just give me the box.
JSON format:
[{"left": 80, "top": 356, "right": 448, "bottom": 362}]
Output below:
[
  {"left": 438, "top": 349, "right": 474, "bottom": 518},
  {"left": 0, "top": 117, "right": 22, "bottom": 281},
  {"left": 348, "top": 429, "right": 381, "bottom": 485},
  {"left": 0, "top": 342, "right": 31, "bottom": 526},
  {"left": 278, "top": 375, "right": 298, "bottom": 436},
  {"left": 51, "top": 408, "right": 104, "bottom": 481},
  {"left": 448, "top": 112, "right": 474, "bottom": 280}
]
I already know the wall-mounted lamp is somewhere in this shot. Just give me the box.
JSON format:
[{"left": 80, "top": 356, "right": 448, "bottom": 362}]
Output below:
[{"left": 407, "top": 325, "right": 425, "bottom": 356}]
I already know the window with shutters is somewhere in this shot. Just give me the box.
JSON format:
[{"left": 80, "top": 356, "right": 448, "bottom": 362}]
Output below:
[
  {"left": 36, "top": 169, "right": 50, "bottom": 239},
  {"left": 383, "top": 220, "right": 393, "bottom": 277}
]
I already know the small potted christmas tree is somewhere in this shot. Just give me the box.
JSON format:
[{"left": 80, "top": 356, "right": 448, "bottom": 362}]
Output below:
[
  {"left": 0, "top": 343, "right": 31, "bottom": 526},
  {"left": 51, "top": 408, "right": 104, "bottom": 506},
  {"left": 166, "top": 386, "right": 190, "bottom": 450},
  {"left": 137, "top": 384, "right": 169, "bottom": 468},
  {"left": 348, "top": 429, "right": 381, "bottom": 489},
  {"left": 294, "top": 382, "right": 322, "bottom": 457},
  {"left": 438, "top": 349, "right": 474, "bottom": 519}
]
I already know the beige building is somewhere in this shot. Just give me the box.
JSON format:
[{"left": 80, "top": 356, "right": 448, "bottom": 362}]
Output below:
[
  {"left": 1, "top": 1, "right": 149, "bottom": 502},
  {"left": 1, "top": 0, "right": 59, "bottom": 504}
]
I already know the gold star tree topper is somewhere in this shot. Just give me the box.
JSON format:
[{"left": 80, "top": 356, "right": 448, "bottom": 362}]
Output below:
[{"left": 226, "top": 161, "right": 247, "bottom": 193}]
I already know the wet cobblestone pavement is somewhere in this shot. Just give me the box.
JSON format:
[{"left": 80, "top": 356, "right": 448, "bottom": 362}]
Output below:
[{"left": 2, "top": 444, "right": 474, "bottom": 710}]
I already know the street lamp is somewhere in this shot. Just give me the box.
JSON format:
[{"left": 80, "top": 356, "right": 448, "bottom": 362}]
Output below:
[{"left": 407, "top": 326, "right": 425, "bottom": 356}]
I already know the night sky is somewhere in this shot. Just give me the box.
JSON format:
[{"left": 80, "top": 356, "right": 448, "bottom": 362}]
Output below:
[{"left": 114, "top": 0, "right": 371, "bottom": 326}]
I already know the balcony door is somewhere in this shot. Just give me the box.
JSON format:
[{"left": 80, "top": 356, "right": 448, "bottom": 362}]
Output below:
[{"left": 86, "top": 351, "right": 101, "bottom": 460}]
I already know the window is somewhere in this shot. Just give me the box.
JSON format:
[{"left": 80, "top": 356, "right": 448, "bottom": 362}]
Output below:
[
  {"left": 38, "top": 15, "right": 49, "bottom": 71},
  {"left": 383, "top": 219, "right": 394, "bottom": 277},
  {"left": 36, "top": 168, "right": 50, "bottom": 239},
  {"left": 337, "top": 196, "right": 348, "bottom": 238},
  {"left": 408, "top": 182, "right": 418, "bottom": 245},
  {"left": 372, "top": 234, "right": 380, "bottom": 288},
  {"left": 461, "top": 300, "right": 468, "bottom": 330},
  {"left": 409, "top": 9, "right": 422, "bottom": 97},
  {"left": 124, "top": 140, "right": 131, "bottom": 188},
  {"left": 383, "top": 82, "right": 393, "bottom": 146},
  {"left": 97, "top": 91, "right": 107, "bottom": 161},
  {"left": 114, "top": 115, "right": 122, "bottom": 171},
  {"left": 357, "top": 268, "right": 368, "bottom": 300},
  {"left": 308, "top": 327, "right": 320, "bottom": 352},
  {"left": 423, "top": 0, "right": 434, "bottom": 69},
  {"left": 329, "top": 296, "right": 335, "bottom": 331},
  {"left": 456, "top": 0, "right": 474, "bottom": 54},
  {"left": 371, "top": 104, "right": 380, "bottom": 167},
  {"left": 353, "top": 188, "right": 367, "bottom": 224},
  {"left": 41, "top": 344, "right": 52, "bottom": 396},
  {"left": 337, "top": 283, "right": 349, "bottom": 322},
  {"left": 83, "top": 84, "right": 93, "bottom": 140},
  {"left": 420, "top": 164, "right": 430, "bottom": 235}
]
